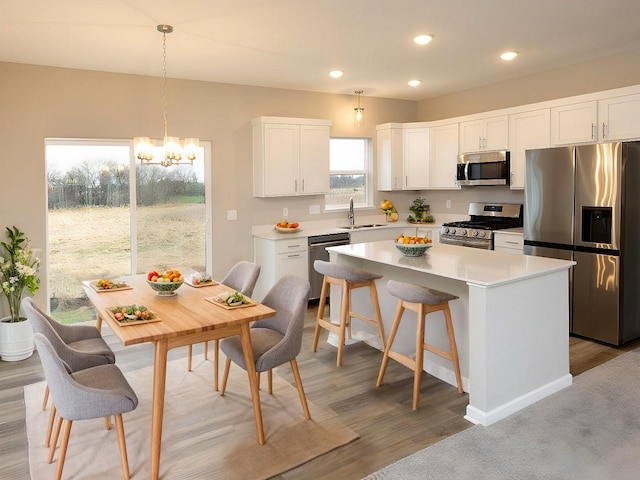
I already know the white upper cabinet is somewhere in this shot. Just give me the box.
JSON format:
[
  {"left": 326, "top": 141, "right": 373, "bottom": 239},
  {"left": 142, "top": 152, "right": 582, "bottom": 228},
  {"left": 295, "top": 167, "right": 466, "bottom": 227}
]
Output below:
[
  {"left": 550, "top": 101, "right": 597, "bottom": 145},
  {"left": 598, "top": 93, "right": 640, "bottom": 141},
  {"left": 252, "top": 117, "right": 330, "bottom": 197},
  {"left": 459, "top": 115, "right": 508, "bottom": 153},
  {"left": 430, "top": 123, "right": 460, "bottom": 189},
  {"left": 403, "top": 127, "right": 430, "bottom": 189},
  {"left": 508, "top": 109, "right": 550, "bottom": 190},
  {"left": 377, "top": 124, "right": 404, "bottom": 191}
]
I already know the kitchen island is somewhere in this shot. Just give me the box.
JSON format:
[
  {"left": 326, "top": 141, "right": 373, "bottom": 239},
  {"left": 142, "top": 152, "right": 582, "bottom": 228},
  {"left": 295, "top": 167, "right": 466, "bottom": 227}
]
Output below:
[{"left": 326, "top": 241, "right": 575, "bottom": 426}]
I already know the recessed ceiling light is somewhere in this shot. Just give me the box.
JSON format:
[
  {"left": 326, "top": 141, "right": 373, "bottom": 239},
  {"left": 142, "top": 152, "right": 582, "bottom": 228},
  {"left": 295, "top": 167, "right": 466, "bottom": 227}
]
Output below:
[
  {"left": 408, "top": 80, "right": 422, "bottom": 87},
  {"left": 500, "top": 51, "right": 518, "bottom": 61},
  {"left": 329, "top": 70, "right": 344, "bottom": 78},
  {"left": 413, "top": 34, "right": 434, "bottom": 45}
]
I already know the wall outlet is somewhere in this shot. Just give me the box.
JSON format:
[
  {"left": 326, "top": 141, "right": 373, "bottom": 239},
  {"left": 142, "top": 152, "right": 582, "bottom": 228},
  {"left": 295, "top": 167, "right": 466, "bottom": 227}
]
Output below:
[
  {"left": 283, "top": 208, "right": 288, "bottom": 218},
  {"left": 227, "top": 210, "right": 237, "bottom": 220},
  {"left": 309, "top": 204, "right": 321, "bottom": 214},
  {"left": 446, "top": 200, "right": 452, "bottom": 209}
]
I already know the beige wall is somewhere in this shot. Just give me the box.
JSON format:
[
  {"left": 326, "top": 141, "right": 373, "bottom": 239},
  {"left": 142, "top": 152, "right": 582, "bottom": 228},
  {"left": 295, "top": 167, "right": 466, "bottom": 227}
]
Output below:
[
  {"left": 0, "top": 61, "right": 416, "bottom": 313},
  {"left": 417, "top": 48, "right": 640, "bottom": 120}
]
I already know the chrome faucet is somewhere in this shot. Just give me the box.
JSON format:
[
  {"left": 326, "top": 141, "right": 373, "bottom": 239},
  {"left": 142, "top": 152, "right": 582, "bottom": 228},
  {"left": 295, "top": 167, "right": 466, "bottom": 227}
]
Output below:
[{"left": 348, "top": 197, "right": 355, "bottom": 226}]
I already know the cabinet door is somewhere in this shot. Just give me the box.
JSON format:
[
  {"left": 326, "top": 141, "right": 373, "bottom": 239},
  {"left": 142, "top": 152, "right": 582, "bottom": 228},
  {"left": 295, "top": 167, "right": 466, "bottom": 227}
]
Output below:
[
  {"left": 459, "top": 120, "right": 484, "bottom": 153},
  {"left": 484, "top": 116, "right": 509, "bottom": 151},
  {"left": 599, "top": 93, "right": 640, "bottom": 141},
  {"left": 299, "top": 124, "right": 330, "bottom": 194},
  {"left": 263, "top": 123, "right": 299, "bottom": 195},
  {"left": 377, "top": 127, "right": 404, "bottom": 191},
  {"left": 508, "top": 109, "right": 550, "bottom": 190},
  {"left": 276, "top": 250, "right": 308, "bottom": 279},
  {"left": 430, "top": 123, "right": 460, "bottom": 189},
  {"left": 403, "top": 127, "right": 430, "bottom": 189},
  {"left": 550, "top": 101, "right": 597, "bottom": 145}
]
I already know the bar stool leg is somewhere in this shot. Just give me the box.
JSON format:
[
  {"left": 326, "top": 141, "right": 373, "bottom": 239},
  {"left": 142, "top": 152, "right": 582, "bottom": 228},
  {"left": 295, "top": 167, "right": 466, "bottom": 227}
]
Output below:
[
  {"left": 368, "top": 280, "right": 386, "bottom": 350},
  {"left": 413, "top": 304, "right": 427, "bottom": 410},
  {"left": 336, "top": 279, "right": 350, "bottom": 366},
  {"left": 312, "top": 276, "right": 330, "bottom": 352},
  {"left": 444, "top": 303, "right": 464, "bottom": 393},
  {"left": 376, "top": 300, "right": 404, "bottom": 387}
]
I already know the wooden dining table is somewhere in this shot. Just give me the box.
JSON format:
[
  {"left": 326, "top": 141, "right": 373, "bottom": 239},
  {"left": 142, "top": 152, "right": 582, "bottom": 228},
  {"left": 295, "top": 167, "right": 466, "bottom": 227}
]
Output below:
[{"left": 83, "top": 274, "right": 276, "bottom": 480}]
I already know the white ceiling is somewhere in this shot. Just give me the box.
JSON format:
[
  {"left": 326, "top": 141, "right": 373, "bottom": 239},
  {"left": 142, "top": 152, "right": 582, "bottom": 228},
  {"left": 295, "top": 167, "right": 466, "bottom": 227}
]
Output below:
[{"left": 3, "top": 0, "right": 640, "bottom": 101}]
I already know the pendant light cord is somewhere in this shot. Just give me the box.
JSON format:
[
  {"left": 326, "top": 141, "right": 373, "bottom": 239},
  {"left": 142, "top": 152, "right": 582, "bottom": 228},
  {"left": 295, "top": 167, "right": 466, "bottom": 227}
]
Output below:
[{"left": 162, "top": 30, "right": 168, "bottom": 139}]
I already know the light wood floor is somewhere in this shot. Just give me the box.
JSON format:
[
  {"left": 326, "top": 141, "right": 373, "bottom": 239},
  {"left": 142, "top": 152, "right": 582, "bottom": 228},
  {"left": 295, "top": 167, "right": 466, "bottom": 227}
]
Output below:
[{"left": 1, "top": 304, "right": 638, "bottom": 480}]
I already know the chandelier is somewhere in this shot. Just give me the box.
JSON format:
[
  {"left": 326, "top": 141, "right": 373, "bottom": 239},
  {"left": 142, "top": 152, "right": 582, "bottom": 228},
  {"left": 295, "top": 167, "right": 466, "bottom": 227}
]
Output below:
[
  {"left": 134, "top": 25, "right": 199, "bottom": 167},
  {"left": 354, "top": 90, "right": 365, "bottom": 127}
]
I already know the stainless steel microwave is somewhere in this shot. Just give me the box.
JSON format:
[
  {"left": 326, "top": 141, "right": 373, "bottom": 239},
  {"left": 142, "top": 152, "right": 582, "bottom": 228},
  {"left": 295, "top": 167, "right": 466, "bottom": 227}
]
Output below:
[{"left": 456, "top": 151, "right": 510, "bottom": 186}]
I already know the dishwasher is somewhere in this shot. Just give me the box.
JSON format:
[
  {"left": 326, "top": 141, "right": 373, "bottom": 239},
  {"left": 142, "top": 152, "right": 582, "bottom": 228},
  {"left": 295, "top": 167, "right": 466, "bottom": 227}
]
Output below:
[{"left": 308, "top": 232, "right": 350, "bottom": 301}]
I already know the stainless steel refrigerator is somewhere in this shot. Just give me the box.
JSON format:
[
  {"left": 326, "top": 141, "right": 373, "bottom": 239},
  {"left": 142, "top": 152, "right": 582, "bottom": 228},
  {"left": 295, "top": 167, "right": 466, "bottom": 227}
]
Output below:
[{"left": 524, "top": 142, "right": 640, "bottom": 346}]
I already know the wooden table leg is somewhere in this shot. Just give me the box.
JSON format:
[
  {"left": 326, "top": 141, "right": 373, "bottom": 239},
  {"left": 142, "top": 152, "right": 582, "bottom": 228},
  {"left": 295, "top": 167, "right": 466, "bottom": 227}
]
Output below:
[
  {"left": 96, "top": 312, "right": 103, "bottom": 333},
  {"left": 150, "top": 339, "right": 169, "bottom": 480},
  {"left": 240, "top": 323, "right": 265, "bottom": 445}
]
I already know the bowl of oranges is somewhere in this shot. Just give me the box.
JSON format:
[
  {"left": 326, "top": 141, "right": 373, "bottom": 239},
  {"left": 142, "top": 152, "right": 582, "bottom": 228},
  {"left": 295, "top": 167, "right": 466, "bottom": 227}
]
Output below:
[
  {"left": 275, "top": 221, "right": 300, "bottom": 233},
  {"left": 394, "top": 235, "right": 433, "bottom": 256},
  {"left": 146, "top": 269, "right": 184, "bottom": 296}
]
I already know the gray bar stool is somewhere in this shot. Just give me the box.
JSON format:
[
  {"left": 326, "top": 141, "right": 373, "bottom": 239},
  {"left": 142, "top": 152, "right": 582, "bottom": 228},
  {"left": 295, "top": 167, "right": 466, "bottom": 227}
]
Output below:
[
  {"left": 312, "top": 260, "right": 386, "bottom": 366},
  {"left": 376, "top": 279, "right": 463, "bottom": 410}
]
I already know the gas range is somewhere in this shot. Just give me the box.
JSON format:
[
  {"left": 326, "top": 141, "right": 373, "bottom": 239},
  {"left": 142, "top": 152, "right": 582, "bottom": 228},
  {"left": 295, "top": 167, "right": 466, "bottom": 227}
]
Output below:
[{"left": 440, "top": 203, "right": 523, "bottom": 249}]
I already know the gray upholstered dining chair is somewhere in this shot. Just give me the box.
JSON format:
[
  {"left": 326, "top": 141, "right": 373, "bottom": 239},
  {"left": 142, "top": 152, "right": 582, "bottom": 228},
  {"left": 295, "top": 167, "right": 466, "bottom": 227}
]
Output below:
[
  {"left": 34, "top": 332, "right": 138, "bottom": 480},
  {"left": 22, "top": 297, "right": 116, "bottom": 446},
  {"left": 187, "top": 261, "right": 261, "bottom": 390},
  {"left": 219, "top": 275, "right": 312, "bottom": 420}
]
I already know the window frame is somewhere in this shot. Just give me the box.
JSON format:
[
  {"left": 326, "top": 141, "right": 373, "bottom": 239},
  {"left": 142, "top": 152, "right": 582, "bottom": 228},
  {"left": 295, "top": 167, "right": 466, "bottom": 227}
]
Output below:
[{"left": 325, "top": 137, "right": 374, "bottom": 211}]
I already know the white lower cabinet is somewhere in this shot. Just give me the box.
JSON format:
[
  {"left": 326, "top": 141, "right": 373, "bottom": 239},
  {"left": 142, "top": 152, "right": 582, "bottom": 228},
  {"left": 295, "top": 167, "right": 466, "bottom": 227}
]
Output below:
[
  {"left": 253, "top": 236, "right": 308, "bottom": 301},
  {"left": 493, "top": 232, "right": 523, "bottom": 254}
]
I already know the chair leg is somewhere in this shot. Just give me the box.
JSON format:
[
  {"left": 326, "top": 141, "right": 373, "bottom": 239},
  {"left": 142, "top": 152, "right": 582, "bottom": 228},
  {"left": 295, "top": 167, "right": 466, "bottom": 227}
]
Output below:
[
  {"left": 187, "top": 344, "right": 193, "bottom": 371},
  {"left": 45, "top": 404, "right": 57, "bottom": 447},
  {"left": 114, "top": 414, "right": 131, "bottom": 480},
  {"left": 42, "top": 385, "right": 49, "bottom": 411},
  {"left": 413, "top": 305, "right": 426, "bottom": 411},
  {"left": 376, "top": 300, "right": 404, "bottom": 387},
  {"left": 48, "top": 415, "right": 63, "bottom": 464},
  {"left": 267, "top": 369, "right": 273, "bottom": 394},
  {"left": 203, "top": 340, "right": 209, "bottom": 360},
  {"left": 54, "top": 419, "right": 72, "bottom": 480},
  {"left": 368, "top": 281, "right": 386, "bottom": 350},
  {"left": 220, "top": 357, "right": 232, "bottom": 395},
  {"left": 213, "top": 339, "right": 220, "bottom": 391},
  {"left": 105, "top": 416, "right": 112, "bottom": 430},
  {"left": 337, "top": 280, "right": 350, "bottom": 367},
  {"left": 312, "top": 277, "right": 330, "bottom": 352},
  {"left": 290, "top": 359, "right": 311, "bottom": 420},
  {"left": 444, "top": 303, "right": 464, "bottom": 394}
]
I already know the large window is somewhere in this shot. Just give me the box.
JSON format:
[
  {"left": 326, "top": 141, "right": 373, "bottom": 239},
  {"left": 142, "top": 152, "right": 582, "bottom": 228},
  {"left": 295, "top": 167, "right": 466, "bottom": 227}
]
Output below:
[
  {"left": 45, "top": 139, "right": 211, "bottom": 323},
  {"left": 325, "top": 138, "right": 372, "bottom": 209}
]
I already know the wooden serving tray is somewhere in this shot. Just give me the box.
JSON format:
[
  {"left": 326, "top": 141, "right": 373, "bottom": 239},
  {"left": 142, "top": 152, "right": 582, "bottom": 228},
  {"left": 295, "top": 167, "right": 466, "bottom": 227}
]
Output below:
[
  {"left": 205, "top": 296, "right": 257, "bottom": 310},
  {"left": 105, "top": 307, "right": 161, "bottom": 327},
  {"left": 85, "top": 280, "right": 133, "bottom": 293},
  {"left": 184, "top": 278, "right": 219, "bottom": 288}
]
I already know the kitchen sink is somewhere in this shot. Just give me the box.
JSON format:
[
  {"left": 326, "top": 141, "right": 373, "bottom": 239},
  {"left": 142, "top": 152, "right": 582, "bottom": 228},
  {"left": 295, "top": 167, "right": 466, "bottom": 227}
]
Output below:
[{"left": 338, "top": 224, "right": 387, "bottom": 230}]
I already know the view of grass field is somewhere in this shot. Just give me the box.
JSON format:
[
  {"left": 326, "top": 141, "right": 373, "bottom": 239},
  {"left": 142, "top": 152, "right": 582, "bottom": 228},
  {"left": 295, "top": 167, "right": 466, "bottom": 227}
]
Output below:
[{"left": 48, "top": 203, "right": 205, "bottom": 323}]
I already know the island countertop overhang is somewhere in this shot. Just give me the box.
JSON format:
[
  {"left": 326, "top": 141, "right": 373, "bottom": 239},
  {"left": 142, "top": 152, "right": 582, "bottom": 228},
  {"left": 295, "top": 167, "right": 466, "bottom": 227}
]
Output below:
[{"left": 327, "top": 241, "right": 575, "bottom": 288}]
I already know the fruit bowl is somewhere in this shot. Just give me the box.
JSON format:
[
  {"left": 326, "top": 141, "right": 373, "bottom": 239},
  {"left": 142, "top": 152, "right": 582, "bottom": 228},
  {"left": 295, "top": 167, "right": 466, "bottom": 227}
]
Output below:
[
  {"left": 146, "top": 279, "right": 184, "bottom": 296},
  {"left": 394, "top": 241, "right": 432, "bottom": 257}
]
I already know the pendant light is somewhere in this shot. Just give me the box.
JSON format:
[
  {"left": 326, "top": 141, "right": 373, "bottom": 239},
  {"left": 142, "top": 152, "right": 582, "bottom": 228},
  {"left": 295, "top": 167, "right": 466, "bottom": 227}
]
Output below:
[
  {"left": 354, "top": 90, "right": 365, "bottom": 128},
  {"left": 134, "top": 25, "right": 199, "bottom": 167}
]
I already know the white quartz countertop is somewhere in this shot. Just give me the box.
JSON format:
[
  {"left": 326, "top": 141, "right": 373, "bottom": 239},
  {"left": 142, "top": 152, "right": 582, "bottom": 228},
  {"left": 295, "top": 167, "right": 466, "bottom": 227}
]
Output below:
[{"left": 328, "top": 240, "right": 574, "bottom": 287}]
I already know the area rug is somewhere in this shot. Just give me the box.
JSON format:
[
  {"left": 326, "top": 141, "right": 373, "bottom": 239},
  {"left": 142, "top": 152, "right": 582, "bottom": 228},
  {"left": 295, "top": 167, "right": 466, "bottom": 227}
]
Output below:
[
  {"left": 364, "top": 348, "right": 640, "bottom": 480},
  {"left": 25, "top": 355, "right": 359, "bottom": 479}
]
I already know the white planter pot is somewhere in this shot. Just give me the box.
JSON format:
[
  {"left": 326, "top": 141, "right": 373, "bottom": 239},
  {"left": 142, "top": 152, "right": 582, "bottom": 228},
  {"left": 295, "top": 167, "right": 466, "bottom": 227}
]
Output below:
[{"left": 0, "top": 317, "right": 34, "bottom": 361}]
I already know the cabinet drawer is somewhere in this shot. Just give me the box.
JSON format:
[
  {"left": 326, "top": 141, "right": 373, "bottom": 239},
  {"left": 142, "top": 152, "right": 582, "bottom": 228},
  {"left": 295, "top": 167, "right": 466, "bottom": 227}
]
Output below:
[
  {"left": 275, "top": 237, "right": 307, "bottom": 254},
  {"left": 494, "top": 234, "right": 523, "bottom": 250}
]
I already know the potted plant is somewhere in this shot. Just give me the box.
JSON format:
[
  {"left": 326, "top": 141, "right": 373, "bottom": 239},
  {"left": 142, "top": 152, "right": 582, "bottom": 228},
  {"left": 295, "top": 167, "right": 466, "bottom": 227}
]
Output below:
[
  {"left": 0, "top": 226, "right": 40, "bottom": 361},
  {"left": 407, "top": 197, "right": 434, "bottom": 223}
]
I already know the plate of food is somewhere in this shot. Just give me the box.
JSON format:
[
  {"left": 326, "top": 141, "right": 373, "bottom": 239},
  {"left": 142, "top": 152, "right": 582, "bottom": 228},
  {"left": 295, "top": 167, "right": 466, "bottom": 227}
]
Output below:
[
  {"left": 274, "top": 221, "right": 300, "bottom": 233},
  {"left": 185, "top": 273, "right": 218, "bottom": 287},
  {"left": 105, "top": 304, "right": 160, "bottom": 326},
  {"left": 87, "top": 278, "right": 132, "bottom": 292},
  {"left": 206, "top": 291, "right": 256, "bottom": 309}
]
